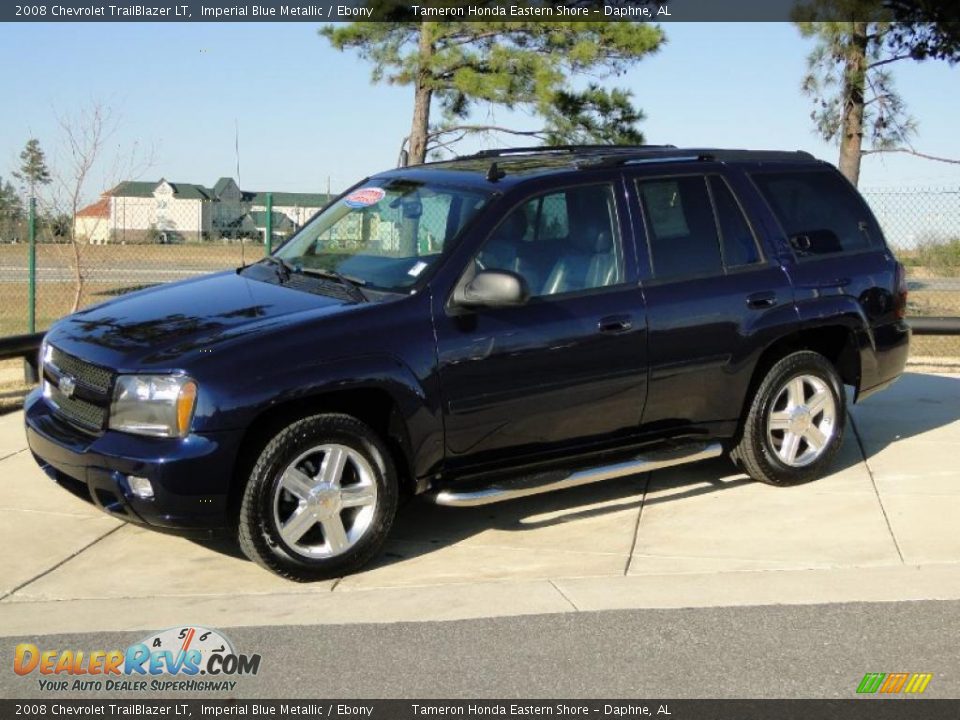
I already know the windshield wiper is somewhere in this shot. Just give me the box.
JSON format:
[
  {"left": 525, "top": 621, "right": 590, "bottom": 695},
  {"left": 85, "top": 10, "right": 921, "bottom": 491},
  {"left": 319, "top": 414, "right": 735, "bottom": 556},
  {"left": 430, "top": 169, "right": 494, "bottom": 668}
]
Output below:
[
  {"left": 299, "top": 267, "right": 366, "bottom": 286},
  {"left": 298, "top": 267, "right": 368, "bottom": 301},
  {"left": 261, "top": 255, "right": 294, "bottom": 283}
]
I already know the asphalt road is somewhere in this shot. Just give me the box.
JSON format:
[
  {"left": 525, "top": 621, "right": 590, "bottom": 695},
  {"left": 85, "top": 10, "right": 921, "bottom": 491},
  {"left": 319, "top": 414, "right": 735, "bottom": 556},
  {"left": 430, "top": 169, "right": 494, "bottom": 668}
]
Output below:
[{"left": 2, "top": 600, "right": 958, "bottom": 699}]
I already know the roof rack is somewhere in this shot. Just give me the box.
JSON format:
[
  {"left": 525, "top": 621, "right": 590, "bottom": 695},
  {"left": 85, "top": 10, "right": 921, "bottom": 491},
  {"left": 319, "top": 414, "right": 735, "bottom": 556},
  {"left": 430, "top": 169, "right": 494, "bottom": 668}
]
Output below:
[
  {"left": 461, "top": 144, "right": 677, "bottom": 160},
  {"left": 579, "top": 148, "right": 818, "bottom": 169}
]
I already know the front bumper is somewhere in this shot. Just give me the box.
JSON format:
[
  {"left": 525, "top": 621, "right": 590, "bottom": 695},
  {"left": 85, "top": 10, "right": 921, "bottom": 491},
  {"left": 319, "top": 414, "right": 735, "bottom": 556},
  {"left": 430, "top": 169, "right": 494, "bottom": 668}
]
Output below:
[{"left": 24, "top": 389, "right": 242, "bottom": 531}]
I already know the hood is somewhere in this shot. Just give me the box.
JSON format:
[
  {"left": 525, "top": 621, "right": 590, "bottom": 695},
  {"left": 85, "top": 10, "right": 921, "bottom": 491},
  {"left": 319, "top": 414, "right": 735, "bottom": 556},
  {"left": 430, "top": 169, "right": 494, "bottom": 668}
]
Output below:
[{"left": 45, "top": 270, "right": 355, "bottom": 369}]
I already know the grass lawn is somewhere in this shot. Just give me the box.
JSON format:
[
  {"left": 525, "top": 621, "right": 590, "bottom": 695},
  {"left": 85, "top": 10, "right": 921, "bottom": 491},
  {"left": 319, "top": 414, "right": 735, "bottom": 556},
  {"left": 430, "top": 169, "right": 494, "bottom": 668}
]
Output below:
[{"left": 0, "top": 242, "right": 265, "bottom": 336}]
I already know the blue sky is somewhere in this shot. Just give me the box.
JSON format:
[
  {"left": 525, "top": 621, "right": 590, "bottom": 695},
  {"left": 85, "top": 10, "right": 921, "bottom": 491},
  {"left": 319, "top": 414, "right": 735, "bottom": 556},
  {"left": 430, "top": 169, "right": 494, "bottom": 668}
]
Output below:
[{"left": 1, "top": 21, "right": 958, "bottom": 202}]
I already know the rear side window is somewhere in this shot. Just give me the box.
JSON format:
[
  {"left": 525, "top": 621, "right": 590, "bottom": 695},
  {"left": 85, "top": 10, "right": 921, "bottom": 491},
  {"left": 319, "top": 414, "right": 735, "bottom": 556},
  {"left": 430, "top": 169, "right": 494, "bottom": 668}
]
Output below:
[
  {"left": 752, "top": 170, "right": 878, "bottom": 257},
  {"left": 710, "top": 177, "right": 762, "bottom": 267},
  {"left": 637, "top": 176, "right": 722, "bottom": 280}
]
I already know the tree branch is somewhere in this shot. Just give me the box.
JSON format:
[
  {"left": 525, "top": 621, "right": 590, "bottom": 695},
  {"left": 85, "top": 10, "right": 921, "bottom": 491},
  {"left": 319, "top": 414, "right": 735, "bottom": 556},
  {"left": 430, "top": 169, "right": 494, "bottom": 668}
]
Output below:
[
  {"left": 867, "top": 53, "right": 913, "bottom": 70},
  {"left": 861, "top": 147, "right": 960, "bottom": 164},
  {"left": 427, "top": 124, "right": 548, "bottom": 141}
]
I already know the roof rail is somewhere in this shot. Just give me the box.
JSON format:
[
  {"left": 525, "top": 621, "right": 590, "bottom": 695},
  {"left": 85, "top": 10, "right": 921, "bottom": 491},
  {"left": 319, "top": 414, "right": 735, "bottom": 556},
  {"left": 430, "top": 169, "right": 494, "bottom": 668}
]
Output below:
[
  {"left": 696, "top": 149, "right": 816, "bottom": 163},
  {"left": 579, "top": 148, "right": 818, "bottom": 169},
  {"left": 460, "top": 144, "right": 677, "bottom": 160}
]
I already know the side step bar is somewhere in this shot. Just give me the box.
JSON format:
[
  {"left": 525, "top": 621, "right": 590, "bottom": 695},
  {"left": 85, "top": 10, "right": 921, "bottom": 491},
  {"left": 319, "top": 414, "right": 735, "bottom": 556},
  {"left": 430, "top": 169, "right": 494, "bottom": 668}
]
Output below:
[{"left": 427, "top": 442, "right": 724, "bottom": 508}]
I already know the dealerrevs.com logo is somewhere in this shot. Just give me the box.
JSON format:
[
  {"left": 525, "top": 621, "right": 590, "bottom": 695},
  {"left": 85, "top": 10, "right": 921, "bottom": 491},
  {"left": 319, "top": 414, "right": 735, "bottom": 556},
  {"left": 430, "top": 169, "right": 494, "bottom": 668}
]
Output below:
[{"left": 14, "top": 626, "right": 261, "bottom": 693}]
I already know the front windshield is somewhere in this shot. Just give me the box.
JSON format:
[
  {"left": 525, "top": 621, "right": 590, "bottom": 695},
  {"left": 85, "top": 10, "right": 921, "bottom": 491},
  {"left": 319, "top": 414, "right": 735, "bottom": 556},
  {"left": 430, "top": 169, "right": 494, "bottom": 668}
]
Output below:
[{"left": 274, "top": 178, "right": 492, "bottom": 292}]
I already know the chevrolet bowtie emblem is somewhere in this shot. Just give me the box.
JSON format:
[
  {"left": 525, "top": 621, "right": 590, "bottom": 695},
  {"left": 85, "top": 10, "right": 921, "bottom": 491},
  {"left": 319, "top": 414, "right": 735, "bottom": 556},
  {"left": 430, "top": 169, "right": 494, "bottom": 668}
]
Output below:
[{"left": 58, "top": 375, "right": 77, "bottom": 398}]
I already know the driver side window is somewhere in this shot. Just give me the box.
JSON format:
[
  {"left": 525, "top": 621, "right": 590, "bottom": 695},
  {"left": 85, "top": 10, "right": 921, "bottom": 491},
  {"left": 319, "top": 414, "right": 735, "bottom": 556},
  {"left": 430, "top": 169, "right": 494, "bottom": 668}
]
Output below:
[{"left": 476, "top": 184, "right": 623, "bottom": 298}]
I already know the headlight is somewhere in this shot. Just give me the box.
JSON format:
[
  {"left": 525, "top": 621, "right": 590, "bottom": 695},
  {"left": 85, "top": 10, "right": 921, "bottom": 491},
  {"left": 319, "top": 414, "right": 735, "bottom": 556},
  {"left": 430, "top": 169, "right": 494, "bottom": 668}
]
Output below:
[
  {"left": 109, "top": 375, "right": 198, "bottom": 438},
  {"left": 39, "top": 338, "right": 51, "bottom": 370}
]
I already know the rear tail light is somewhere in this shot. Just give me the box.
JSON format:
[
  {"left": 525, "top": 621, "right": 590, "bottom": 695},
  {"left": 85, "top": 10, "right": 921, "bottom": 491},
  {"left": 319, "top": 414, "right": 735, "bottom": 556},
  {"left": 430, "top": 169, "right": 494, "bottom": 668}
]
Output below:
[{"left": 894, "top": 262, "right": 908, "bottom": 319}]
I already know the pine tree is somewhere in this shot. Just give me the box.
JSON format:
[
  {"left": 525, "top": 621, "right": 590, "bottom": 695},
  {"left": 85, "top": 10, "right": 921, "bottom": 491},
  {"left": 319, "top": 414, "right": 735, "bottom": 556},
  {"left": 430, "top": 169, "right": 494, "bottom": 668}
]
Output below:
[
  {"left": 13, "top": 138, "right": 52, "bottom": 199},
  {"left": 796, "top": 1, "right": 960, "bottom": 184},
  {"left": 322, "top": 19, "right": 664, "bottom": 164}
]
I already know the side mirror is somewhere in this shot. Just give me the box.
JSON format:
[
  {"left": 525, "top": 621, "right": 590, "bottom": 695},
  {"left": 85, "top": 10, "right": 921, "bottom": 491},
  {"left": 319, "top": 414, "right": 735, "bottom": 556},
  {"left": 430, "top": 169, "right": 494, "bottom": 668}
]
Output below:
[{"left": 455, "top": 270, "right": 530, "bottom": 310}]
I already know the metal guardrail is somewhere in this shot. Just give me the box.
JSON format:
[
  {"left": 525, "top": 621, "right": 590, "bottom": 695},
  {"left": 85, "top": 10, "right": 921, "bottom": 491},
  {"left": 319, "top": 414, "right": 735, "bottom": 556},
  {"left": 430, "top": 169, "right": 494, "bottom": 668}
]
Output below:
[
  {"left": 0, "top": 331, "right": 43, "bottom": 383},
  {"left": 909, "top": 317, "right": 960, "bottom": 336}
]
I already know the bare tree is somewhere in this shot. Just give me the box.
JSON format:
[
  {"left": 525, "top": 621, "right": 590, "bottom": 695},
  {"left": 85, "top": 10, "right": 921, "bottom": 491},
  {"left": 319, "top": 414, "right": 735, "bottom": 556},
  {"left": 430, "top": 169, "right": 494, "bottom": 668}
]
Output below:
[{"left": 47, "top": 103, "right": 153, "bottom": 312}]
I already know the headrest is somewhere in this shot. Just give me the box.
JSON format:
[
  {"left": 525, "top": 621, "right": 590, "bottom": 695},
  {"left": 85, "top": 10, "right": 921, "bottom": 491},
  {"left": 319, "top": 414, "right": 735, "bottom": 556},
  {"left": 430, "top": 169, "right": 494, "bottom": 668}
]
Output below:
[{"left": 570, "top": 195, "right": 614, "bottom": 253}]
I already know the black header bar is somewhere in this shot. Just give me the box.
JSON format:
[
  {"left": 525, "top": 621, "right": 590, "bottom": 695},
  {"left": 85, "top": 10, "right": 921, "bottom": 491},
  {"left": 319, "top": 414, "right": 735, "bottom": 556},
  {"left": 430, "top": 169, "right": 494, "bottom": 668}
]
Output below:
[{"left": 4, "top": 0, "right": 960, "bottom": 23}]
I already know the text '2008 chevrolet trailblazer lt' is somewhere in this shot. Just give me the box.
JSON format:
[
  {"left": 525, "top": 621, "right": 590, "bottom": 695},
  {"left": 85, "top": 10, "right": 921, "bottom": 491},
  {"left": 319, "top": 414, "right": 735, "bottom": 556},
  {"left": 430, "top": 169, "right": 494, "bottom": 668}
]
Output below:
[{"left": 26, "top": 146, "right": 910, "bottom": 580}]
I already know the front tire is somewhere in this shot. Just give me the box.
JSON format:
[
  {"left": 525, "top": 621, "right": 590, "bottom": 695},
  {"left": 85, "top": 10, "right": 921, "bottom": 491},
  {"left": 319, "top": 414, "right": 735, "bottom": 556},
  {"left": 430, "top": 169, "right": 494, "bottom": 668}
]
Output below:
[
  {"left": 732, "top": 351, "right": 845, "bottom": 486},
  {"left": 238, "top": 413, "right": 398, "bottom": 581}
]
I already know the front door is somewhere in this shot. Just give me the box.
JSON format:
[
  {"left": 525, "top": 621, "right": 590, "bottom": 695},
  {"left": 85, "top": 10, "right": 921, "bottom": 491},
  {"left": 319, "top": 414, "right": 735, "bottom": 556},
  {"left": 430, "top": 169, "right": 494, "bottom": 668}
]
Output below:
[{"left": 433, "top": 179, "right": 649, "bottom": 473}]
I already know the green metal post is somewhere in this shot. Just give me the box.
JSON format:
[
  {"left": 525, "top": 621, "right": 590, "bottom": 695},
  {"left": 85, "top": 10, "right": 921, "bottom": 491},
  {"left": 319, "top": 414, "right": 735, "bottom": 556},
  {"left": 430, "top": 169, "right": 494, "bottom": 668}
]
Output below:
[
  {"left": 264, "top": 192, "right": 273, "bottom": 255},
  {"left": 27, "top": 197, "right": 36, "bottom": 334}
]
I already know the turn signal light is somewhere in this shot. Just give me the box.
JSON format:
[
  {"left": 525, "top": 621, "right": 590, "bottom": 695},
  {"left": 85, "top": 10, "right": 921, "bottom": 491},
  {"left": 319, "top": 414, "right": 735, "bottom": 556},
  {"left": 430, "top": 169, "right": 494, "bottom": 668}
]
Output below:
[{"left": 177, "top": 381, "right": 198, "bottom": 436}]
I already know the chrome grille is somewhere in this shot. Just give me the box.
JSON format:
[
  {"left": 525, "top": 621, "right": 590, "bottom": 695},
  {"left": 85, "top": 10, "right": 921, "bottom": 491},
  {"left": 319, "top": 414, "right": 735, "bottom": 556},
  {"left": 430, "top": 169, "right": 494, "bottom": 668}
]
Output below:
[
  {"left": 49, "top": 346, "right": 114, "bottom": 394},
  {"left": 45, "top": 382, "right": 107, "bottom": 432}
]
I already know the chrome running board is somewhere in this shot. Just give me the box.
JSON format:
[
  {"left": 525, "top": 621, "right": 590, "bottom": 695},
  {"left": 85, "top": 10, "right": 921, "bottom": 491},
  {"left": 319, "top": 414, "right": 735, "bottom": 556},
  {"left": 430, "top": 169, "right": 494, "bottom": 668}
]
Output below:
[{"left": 428, "top": 442, "right": 724, "bottom": 508}]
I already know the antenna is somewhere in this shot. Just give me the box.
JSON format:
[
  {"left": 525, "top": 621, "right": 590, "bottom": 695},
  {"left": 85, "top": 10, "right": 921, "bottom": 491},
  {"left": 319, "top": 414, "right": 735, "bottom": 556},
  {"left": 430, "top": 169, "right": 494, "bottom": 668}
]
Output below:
[
  {"left": 486, "top": 162, "right": 506, "bottom": 182},
  {"left": 234, "top": 119, "right": 241, "bottom": 188}
]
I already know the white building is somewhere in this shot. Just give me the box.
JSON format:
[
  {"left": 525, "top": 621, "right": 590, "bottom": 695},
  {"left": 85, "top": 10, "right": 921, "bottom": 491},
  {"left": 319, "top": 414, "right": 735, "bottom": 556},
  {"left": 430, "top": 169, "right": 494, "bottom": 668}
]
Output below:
[{"left": 74, "top": 177, "right": 331, "bottom": 244}]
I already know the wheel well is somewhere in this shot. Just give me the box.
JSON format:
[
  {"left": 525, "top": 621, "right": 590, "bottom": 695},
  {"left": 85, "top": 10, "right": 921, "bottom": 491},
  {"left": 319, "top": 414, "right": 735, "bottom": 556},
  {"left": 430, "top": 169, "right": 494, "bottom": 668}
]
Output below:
[
  {"left": 741, "top": 326, "right": 860, "bottom": 421},
  {"left": 226, "top": 388, "right": 415, "bottom": 522}
]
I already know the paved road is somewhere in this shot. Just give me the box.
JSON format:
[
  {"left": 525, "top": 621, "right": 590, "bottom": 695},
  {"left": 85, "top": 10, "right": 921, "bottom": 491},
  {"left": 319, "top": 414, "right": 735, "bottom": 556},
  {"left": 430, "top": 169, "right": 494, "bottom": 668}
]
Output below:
[{"left": 2, "top": 601, "right": 957, "bottom": 699}]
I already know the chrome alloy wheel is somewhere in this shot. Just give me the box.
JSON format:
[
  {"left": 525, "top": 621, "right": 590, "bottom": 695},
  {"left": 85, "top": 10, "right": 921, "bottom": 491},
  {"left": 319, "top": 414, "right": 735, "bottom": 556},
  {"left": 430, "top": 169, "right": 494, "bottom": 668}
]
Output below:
[
  {"left": 766, "top": 374, "right": 837, "bottom": 468},
  {"left": 272, "top": 444, "right": 378, "bottom": 559}
]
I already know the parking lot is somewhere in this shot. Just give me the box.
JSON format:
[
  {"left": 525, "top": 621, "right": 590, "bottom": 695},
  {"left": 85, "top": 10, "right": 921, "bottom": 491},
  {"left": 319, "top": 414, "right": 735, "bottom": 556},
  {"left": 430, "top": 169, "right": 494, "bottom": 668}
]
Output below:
[{"left": 2, "top": 371, "right": 960, "bottom": 637}]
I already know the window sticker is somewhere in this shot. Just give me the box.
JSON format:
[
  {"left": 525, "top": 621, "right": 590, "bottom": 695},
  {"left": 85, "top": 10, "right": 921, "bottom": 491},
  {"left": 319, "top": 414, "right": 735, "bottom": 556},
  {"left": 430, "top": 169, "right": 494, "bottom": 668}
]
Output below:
[
  {"left": 343, "top": 187, "right": 386, "bottom": 208},
  {"left": 407, "top": 261, "right": 428, "bottom": 277}
]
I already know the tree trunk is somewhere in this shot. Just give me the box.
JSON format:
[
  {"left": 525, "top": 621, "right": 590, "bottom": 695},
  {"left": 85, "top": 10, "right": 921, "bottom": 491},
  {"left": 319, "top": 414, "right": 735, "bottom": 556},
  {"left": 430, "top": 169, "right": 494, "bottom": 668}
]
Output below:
[
  {"left": 70, "top": 232, "right": 84, "bottom": 312},
  {"left": 407, "top": 23, "right": 434, "bottom": 166},
  {"left": 838, "top": 22, "right": 869, "bottom": 186}
]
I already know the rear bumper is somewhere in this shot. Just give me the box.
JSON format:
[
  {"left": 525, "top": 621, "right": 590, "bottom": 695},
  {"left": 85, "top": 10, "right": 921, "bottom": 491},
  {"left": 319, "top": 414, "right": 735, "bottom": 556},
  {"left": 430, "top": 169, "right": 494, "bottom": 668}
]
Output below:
[
  {"left": 859, "top": 319, "right": 911, "bottom": 402},
  {"left": 24, "top": 389, "right": 241, "bottom": 531}
]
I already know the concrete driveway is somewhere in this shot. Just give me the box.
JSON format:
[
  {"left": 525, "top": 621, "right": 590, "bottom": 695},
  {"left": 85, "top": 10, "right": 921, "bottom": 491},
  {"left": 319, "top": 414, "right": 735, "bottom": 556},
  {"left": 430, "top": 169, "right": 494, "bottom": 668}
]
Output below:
[{"left": 2, "top": 372, "right": 960, "bottom": 636}]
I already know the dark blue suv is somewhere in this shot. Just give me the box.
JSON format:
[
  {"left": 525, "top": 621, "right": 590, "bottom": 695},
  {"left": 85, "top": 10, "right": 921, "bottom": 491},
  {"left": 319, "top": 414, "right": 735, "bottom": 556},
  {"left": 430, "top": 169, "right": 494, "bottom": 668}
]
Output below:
[{"left": 25, "top": 146, "right": 910, "bottom": 580}]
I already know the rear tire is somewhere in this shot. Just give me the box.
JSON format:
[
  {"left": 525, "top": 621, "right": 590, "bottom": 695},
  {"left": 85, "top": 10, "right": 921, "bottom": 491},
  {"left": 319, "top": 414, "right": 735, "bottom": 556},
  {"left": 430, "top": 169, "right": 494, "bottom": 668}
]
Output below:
[
  {"left": 731, "top": 351, "right": 845, "bottom": 486},
  {"left": 238, "top": 413, "right": 398, "bottom": 581}
]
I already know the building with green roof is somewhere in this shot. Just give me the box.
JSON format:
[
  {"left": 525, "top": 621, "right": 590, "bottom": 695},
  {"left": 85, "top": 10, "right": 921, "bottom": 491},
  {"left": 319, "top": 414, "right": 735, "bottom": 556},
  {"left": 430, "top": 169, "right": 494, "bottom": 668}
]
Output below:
[{"left": 74, "top": 177, "right": 333, "bottom": 244}]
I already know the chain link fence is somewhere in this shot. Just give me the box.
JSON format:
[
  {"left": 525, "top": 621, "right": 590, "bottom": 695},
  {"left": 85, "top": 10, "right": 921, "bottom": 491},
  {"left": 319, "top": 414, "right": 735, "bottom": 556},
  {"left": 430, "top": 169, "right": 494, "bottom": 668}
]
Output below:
[
  {"left": 0, "top": 185, "right": 958, "bottom": 357},
  {"left": 0, "top": 184, "right": 333, "bottom": 338},
  {"left": 862, "top": 187, "right": 960, "bottom": 357}
]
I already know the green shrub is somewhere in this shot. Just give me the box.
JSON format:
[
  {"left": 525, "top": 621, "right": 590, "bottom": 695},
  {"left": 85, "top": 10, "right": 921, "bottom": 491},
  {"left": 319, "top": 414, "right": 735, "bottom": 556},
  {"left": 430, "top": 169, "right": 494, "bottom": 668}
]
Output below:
[{"left": 915, "top": 237, "right": 960, "bottom": 277}]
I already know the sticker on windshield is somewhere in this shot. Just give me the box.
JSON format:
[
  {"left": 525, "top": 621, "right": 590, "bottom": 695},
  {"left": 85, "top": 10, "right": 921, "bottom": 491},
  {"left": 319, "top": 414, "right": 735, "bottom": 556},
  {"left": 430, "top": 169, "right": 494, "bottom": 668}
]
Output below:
[
  {"left": 408, "top": 261, "right": 428, "bottom": 277},
  {"left": 343, "top": 187, "right": 386, "bottom": 208}
]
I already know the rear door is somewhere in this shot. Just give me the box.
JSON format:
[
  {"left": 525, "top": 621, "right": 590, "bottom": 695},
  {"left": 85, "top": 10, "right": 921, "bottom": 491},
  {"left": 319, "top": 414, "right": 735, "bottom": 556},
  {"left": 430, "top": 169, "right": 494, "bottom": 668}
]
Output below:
[
  {"left": 749, "top": 167, "right": 906, "bottom": 392},
  {"left": 626, "top": 169, "right": 796, "bottom": 436}
]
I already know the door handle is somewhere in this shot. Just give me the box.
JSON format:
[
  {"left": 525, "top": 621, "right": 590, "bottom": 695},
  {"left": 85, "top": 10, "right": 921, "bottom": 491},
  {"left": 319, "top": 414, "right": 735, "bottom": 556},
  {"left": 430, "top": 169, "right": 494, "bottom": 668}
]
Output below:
[
  {"left": 598, "top": 315, "right": 633, "bottom": 333},
  {"left": 746, "top": 291, "right": 777, "bottom": 309}
]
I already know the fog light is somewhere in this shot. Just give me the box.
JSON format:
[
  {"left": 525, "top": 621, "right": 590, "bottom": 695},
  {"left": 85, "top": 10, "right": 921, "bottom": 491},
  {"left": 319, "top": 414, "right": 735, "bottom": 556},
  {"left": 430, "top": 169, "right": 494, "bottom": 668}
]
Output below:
[{"left": 128, "top": 476, "right": 154, "bottom": 499}]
